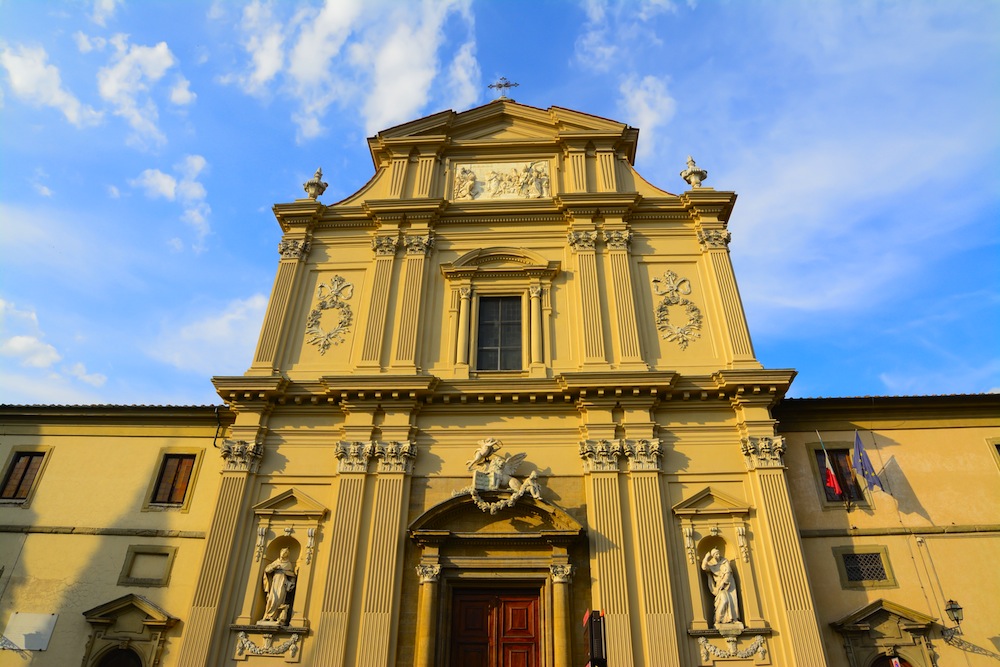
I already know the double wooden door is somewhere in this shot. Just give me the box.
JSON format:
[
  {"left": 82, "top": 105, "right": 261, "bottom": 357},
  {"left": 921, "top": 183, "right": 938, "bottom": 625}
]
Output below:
[{"left": 450, "top": 589, "right": 540, "bottom": 667}]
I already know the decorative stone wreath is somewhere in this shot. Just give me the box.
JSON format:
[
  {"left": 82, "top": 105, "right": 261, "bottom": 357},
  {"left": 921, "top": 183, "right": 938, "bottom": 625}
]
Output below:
[
  {"left": 305, "top": 276, "right": 354, "bottom": 354},
  {"left": 653, "top": 270, "right": 703, "bottom": 350}
]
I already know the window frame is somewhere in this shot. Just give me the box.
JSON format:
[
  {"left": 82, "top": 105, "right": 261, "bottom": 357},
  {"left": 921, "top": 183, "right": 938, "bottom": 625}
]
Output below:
[
  {"left": 0, "top": 446, "right": 52, "bottom": 508},
  {"left": 808, "top": 442, "right": 870, "bottom": 509},
  {"left": 118, "top": 544, "right": 178, "bottom": 587},
  {"left": 142, "top": 448, "right": 204, "bottom": 513},
  {"left": 832, "top": 545, "right": 897, "bottom": 590},
  {"left": 472, "top": 292, "right": 527, "bottom": 373}
]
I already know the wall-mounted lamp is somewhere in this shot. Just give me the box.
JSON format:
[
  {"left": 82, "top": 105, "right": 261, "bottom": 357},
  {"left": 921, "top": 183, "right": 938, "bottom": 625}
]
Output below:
[{"left": 944, "top": 599, "right": 963, "bottom": 634}]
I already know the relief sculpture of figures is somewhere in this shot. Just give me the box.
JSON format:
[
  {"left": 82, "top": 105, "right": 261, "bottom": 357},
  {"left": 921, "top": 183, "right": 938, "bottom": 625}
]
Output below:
[
  {"left": 454, "top": 161, "right": 550, "bottom": 201},
  {"left": 702, "top": 548, "right": 741, "bottom": 627},
  {"left": 261, "top": 548, "right": 297, "bottom": 626},
  {"left": 457, "top": 438, "right": 544, "bottom": 513}
]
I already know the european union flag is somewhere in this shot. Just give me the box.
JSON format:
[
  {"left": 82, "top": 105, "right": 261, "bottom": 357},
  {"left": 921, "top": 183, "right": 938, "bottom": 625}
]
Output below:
[{"left": 853, "top": 431, "right": 887, "bottom": 493}]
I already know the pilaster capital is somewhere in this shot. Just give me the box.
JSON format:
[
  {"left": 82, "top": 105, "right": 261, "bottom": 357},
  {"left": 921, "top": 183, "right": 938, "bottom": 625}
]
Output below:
[
  {"left": 529, "top": 285, "right": 542, "bottom": 298},
  {"left": 740, "top": 435, "right": 786, "bottom": 470},
  {"left": 550, "top": 564, "right": 574, "bottom": 584},
  {"left": 372, "top": 234, "right": 399, "bottom": 256},
  {"left": 459, "top": 286, "right": 472, "bottom": 299},
  {"left": 375, "top": 440, "right": 417, "bottom": 474},
  {"left": 567, "top": 231, "right": 598, "bottom": 252},
  {"left": 221, "top": 439, "right": 264, "bottom": 473},
  {"left": 416, "top": 563, "right": 441, "bottom": 583},
  {"left": 579, "top": 439, "right": 624, "bottom": 472},
  {"left": 603, "top": 229, "right": 632, "bottom": 250},
  {"left": 404, "top": 234, "right": 434, "bottom": 255},
  {"left": 624, "top": 438, "right": 663, "bottom": 472},
  {"left": 697, "top": 229, "right": 731, "bottom": 251},
  {"left": 278, "top": 238, "right": 311, "bottom": 260},
  {"left": 336, "top": 440, "right": 375, "bottom": 473}
]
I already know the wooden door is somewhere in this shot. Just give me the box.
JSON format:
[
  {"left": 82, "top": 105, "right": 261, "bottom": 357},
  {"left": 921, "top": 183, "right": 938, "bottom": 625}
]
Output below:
[{"left": 450, "top": 589, "right": 540, "bottom": 667}]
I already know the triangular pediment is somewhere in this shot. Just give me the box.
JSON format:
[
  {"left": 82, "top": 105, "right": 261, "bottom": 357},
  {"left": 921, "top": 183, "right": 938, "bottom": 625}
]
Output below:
[
  {"left": 252, "top": 488, "right": 328, "bottom": 519},
  {"left": 832, "top": 599, "right": 936, "bottom": 632},
  {"left": 672, "top": 487, "right": 752, "bottom": 517},
  {"left": 83, "top": 594, "right": 177, "bottom": 629}
]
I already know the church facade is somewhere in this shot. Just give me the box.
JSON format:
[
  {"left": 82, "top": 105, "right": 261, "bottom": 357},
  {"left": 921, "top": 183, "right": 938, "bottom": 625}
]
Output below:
[{"left": 2, "top": 100, "right": 998, "bottom": 667}]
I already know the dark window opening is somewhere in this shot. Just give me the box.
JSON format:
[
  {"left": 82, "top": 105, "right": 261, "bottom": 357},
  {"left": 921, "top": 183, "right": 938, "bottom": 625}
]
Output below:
[
  {"left": 477, "top": 296, "right": 522, "bottom": 371},
  {"left": 842, "top": 552, "right": 888, "bottom": 582},
  {"left": 152, "top": 454, "right": 196, "bottom": 505},
  {"left": 1, "top": 452, "right": 45, "bottom": 500}
]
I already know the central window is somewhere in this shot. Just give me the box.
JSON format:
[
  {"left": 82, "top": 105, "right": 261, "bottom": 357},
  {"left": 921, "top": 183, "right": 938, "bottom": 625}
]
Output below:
[{"left": 477, "top": 296, "right": 522, "bottom": 371}]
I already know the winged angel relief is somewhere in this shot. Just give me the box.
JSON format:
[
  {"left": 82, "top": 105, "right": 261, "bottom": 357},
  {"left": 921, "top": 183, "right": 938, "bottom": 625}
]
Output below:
[
  {"left": 456, "top": 438, "right": 543, "bottom": 514},
  {"left": 305, "top": 276, "right": 354, "bottom": 354}
]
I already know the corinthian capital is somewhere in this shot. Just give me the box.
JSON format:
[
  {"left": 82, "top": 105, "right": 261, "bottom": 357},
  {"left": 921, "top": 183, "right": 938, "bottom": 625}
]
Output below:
[
  {"left": 416, "top": 564, "right": 441, "bottom": 583},
  {"left": 579, "top": 439, "right": 624, "bottom": 472},
  {"left": 567, "top": 231, "right": 597, "bottom": 251},
  {"left": 375, "top": 440, "right": 417, "bottom": 474},
  {"left": 221, "top": 439, "right": 264, "bottom": 473},
  {"left": 278, "top": 238, "right": 311, "bottom": 260},
  {"left": 697, "top": 229, "right": 731, "bottom": 251},
  {"left": 336, "top": 440, "right": 375, "bottom": 473},
  {"left": 740, "top": 436, "right": 786, "bottom": 470},
  {"left": 371, "top": 235, "right": 399, "bottom": 256},
  {"left": 603, "top": 230, "right": 632, "bottom": 250},
  {"left": 404, "top": 235, "right": 434, "bottom": 255},
  {"left": 624, "top": 439, "right": 663, "bottom": 472},
  {"left": 550, "top": 564, "right": 574, "bottom": 584}
]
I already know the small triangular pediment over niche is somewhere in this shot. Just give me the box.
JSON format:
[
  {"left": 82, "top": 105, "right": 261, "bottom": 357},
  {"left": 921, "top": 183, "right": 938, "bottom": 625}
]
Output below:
[
  {"left": 83, "top": 594, "right": 177, "bottom": 629},
  {"left": 831, "top": 599, "right": 936, "bottom": 633},
  {"left": 672, "top": 487, "right": 752, "bottom": 518},
  {"left": 252, "top": 488, "right": 328, "bottom": 520}
]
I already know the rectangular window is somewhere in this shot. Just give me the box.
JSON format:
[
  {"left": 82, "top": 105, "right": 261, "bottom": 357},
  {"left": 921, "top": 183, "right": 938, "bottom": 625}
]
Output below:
[
  {"left": 833, "top": 545, "right": 897, "bottom": 589},
  {"left": 842, "top": 552, "right": 888, "bottom": 582},
  {"left": 151, "top": 454, "right": 197, "bottom": 505},
  {"left": 815, "top": 448, "right": 865, "bottom": 502},
  {"left": 1, "top": 452, "right": 45, "bottom": 500},
  {"left": 477, "top": 296, "right": 522, "bottom": 371}
]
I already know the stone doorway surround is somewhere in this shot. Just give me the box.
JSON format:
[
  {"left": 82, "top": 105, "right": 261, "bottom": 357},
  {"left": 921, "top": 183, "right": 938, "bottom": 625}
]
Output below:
[{"left": 409, "top": 493, "right": 584, "bottom": 667}]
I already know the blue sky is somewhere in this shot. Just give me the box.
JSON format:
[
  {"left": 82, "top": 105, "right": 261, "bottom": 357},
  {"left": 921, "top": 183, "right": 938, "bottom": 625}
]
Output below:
[{"left": 1, "top": 0, "right": 998, "bottom": 405}]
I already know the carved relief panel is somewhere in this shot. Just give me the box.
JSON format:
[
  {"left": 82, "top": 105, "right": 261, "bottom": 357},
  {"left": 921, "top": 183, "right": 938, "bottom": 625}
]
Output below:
[{"left": 452, "top": 160, "right": 552, "bottom": 201}]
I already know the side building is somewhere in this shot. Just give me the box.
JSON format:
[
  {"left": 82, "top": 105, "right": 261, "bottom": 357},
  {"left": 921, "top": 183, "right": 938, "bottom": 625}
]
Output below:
[{"left": 1, "top": 100, "right": 998, "bottom": 667}]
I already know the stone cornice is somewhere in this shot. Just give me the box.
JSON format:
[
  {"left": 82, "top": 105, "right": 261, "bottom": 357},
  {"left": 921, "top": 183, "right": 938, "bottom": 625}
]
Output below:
[
  {"left": 212, "top": 376, "right": 290, "bottom": 402},
  {"left": 272, "top": 200, "right": 326, "bottom": 233},
  {"left": 774, "top": 393, "right": 1000, "bottom": 429}
]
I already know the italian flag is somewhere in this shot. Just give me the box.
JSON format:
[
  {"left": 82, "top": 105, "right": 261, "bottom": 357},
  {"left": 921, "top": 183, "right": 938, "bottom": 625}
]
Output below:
[{"left": 816, "top": 431, "right": 843, "bottom": 497}]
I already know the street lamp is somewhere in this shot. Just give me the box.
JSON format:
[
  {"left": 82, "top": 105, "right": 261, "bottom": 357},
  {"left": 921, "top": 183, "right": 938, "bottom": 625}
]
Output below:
[{"left": 944, "top": 599, "right": 963, "bottom": 633}]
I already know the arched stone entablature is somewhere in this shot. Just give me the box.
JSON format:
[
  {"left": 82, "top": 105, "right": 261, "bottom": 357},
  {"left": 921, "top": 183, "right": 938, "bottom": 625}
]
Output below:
[{"left": 408, "top": 492, "right": 584, "bottom": 667}]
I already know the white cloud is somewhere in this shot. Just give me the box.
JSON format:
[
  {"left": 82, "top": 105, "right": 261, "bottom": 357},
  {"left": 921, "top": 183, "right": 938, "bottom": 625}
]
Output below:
[
  {"left": 150, "top": 295, "right": 268, "bottom": 373},
  {"left": 0, "top": 44, "right": 102, "bottom": 127},
  {"left": 74, "top": 31, "right": 108, "bottom": 53},
  {"left": 67, "top": 362, "right": 107, "bottom": 387},
  {"left": 32, "top": 167, "right": 54, "bottom": 197},
  {"left": 130, "top": 168, "right": 177, "bottom": 199},
  {"left": 91, "top": 0, "right": 122, "bottom": 26},
  {"left": 107, "top": 184, "right": 121, "bottom": 198},
  {"left": 1, "top": 335, "right": 61, "bottom": 368},
  {"left": 221, "top": 0, "right": 477, "bottom": 140},
  {"left": 618, "top": 75, "right": 676, "bottom": 161},
  {"left": 129, "top": 155, "right": 211, "bottom": 249},
  {"left": 170, "top": 77, "right": 195, "bottom": 105},
  {"left": 97, "top": 36, "right": 177, "bottom": 147},
  {"left": 574, "top": 0, "right": 675, "bottom": 70},
  {"left": 446, "top": 40, "right": 480, "bottom": 111},
  {"left": 233, "top": 0, "right": 286, "bottom": 95}
]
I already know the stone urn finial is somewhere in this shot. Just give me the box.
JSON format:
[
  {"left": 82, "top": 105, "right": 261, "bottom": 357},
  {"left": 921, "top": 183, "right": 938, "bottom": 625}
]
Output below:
[
  {"left": 303, "top": 168, "right": 328, "bottom": 200},
  {"left": 680, "top": 156, "right": 708, "bottom": 189}
]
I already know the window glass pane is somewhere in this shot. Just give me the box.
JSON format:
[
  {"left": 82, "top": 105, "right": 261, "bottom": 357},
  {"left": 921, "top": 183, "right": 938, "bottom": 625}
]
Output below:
[
  {"left": 500, "top": 349, "right": 521, "bottom": 370},
  {"left": 153, "top": 454, "right": 196, "bottom": 505},
  {"left": 2, "top": 453, "right": 44, "bottom": 500},
  {"left": 478, "top": 349, "right": 498, "bottom": 370}
]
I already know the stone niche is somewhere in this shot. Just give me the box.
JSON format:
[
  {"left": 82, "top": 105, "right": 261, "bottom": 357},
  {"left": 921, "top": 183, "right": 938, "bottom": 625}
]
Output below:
[{"left": 230, "top": 488, "right": 328, "bottom": 663}]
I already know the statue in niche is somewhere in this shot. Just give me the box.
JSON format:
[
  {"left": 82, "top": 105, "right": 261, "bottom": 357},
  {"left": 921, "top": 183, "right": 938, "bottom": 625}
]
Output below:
[
  {"left": 261, "top": 548, "right": 297, "bottom": 625},
  {"left": 702, "top": 548, "right": 740, "bottom": 627}
]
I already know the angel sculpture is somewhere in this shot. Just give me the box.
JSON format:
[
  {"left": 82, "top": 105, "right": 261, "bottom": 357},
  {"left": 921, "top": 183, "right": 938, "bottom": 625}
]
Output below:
[{"left": 466, "top": 437, "right": 503, "bottom": 470}]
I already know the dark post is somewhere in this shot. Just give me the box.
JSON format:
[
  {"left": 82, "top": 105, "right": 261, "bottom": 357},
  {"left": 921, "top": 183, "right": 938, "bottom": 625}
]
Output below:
[{"left": 582, "top": 609, "right": 607, "bottom": 667}]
